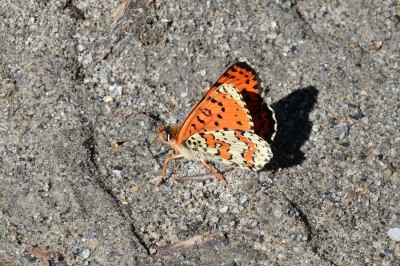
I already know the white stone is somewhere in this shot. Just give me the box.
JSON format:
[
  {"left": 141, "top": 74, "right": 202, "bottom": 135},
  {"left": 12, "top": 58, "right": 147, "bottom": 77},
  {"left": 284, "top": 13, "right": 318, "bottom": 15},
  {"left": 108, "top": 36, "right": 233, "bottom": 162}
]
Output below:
[
  {"left": 211, "top": 216, "right": 219, "bottom": 223},
  {"left": 82, "top": 249, "right": 90, "bottom": 259},
  {"left": 388, "top": 228, "right": 400, "bottom": 241},
  {"left": 219, "top": 206, "right": 229, "bottom": 213},
  {"left": 103, "top": 96, "right": 113, "bottom": 102}
]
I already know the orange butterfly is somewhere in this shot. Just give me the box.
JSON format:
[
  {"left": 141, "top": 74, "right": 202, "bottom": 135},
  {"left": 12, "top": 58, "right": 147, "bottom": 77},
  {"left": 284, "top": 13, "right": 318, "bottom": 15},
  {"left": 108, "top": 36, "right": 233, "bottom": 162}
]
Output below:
[{"left": 155, "top": 61, "right": 277, "bottom": 187}]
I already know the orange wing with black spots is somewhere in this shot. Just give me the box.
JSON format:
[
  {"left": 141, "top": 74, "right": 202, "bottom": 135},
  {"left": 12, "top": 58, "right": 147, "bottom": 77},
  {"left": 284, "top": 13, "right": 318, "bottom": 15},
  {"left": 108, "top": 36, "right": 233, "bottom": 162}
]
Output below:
[
  {"left": 210, "top": 62, "right": 277, "bottom": 143},
  {"left": 176, "top": 84, "right": 254, "bottom": 144}
]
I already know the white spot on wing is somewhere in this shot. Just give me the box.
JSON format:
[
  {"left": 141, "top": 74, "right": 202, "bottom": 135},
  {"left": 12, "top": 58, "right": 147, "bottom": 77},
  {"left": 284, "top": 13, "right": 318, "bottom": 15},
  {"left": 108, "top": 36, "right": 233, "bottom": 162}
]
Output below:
[{"left": 218, "top": 84, "right": 242, "bottom": 102}]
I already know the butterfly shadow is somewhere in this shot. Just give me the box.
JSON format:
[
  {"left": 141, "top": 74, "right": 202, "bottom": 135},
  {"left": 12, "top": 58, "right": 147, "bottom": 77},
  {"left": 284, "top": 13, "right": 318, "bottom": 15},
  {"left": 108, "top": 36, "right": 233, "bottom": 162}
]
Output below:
[{"left": 265, "top": 86, "right": 319, "bottom": 171}]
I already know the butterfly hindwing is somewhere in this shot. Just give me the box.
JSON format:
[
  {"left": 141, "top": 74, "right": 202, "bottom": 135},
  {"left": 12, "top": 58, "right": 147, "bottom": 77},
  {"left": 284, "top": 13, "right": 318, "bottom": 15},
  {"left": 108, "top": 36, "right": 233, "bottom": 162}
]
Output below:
[{"left": 184, "top": 130, "right": 272, "bottom": 171}]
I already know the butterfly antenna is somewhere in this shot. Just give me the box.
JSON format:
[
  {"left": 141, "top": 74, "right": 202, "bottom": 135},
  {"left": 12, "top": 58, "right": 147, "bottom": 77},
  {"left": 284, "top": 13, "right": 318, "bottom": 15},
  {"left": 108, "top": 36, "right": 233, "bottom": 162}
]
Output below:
[{"left": 141, "top": 111, "right": 166, "bottom": 127}]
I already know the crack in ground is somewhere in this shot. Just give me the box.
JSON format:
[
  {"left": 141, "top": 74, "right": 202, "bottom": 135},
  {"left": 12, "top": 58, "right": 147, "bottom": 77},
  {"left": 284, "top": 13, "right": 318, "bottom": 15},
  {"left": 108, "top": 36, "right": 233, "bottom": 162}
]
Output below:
[
  {"left": 96, "top": 175, "right": 152, "bottom": 256},
  {"left": 82, "top": 122, "right": 98, "bottom": 171},
  {"left": 131, "top": 224, "right": 151, "bottom": 255},
  {"left": 283, "top": 195, "right": 314, "bottom": 244},
  {"left": 284, "top": 195, "right": 338, "bottom": 266},
  {"left": 68, "top": 7, "right": 155, "bottom": 252},
  {"left": 80, "top": 120, "right": 152, "bottom": 256}
]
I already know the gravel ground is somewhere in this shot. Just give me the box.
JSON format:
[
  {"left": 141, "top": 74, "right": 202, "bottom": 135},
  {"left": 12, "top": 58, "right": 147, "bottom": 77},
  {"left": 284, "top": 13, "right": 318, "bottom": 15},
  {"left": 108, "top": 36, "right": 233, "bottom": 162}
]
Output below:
[{"left": 1, "top": 0, "right": 399, "bottom": 265}]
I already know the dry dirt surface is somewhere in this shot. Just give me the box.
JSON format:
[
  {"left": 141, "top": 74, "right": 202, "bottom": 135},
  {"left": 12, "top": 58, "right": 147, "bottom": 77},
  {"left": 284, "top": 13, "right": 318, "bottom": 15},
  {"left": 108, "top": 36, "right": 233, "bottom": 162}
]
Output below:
[{"left": 1, "top": 0, "right": 399, "bottom": 265}]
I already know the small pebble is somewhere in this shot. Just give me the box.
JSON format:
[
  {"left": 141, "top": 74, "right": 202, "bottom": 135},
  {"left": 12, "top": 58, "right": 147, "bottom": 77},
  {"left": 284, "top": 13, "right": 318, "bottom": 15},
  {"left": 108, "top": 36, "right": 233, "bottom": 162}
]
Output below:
[
  {"left": 150, "top": 248, "right": 157, "bottom": 254},
  {"left": 282, "top": 46, "right": 291, "bottom": 53},
  {"left": 223, "top": 43, "right": 231, "bottom": 50},
  {"left": 109, "top": 85, "right": 123, "bottom": 97},
  {"left": 347, "top": 191, "right": 358, "bottom": 200},
  {"left": 266, "top": 33, "right": 278, "bottom": 39},
  {"left": 170, "top": 97, "right": 178, "bottom": 107},
  {"left": 388, "top": 228, "right": 400, "bottom": 241},
  {"left": 103, "top": 96, "right": 113, "bottom": 103},
  {"left": 273, "top": 208, "right": 283, "bottom": 218},
  {"left": 219, "top": 206, "right": 229, "bottom": 213},
  {"left": 211, "top": 216, "right": 219, "bottom": 223},
  {"left": 82, "top": 249, "right": 90, "bottom": 259},
  {"left": 77, "top": 44, "right": 85, "bottom": 52},
  {"left": 112, "top": 168, "right": 122, "bottom": 175},
  {"left": 240, "top": 196, "right": 248, "bottom": 205},
  {"left": 183, "top": 191, "right": 191, "bottom": 200}
]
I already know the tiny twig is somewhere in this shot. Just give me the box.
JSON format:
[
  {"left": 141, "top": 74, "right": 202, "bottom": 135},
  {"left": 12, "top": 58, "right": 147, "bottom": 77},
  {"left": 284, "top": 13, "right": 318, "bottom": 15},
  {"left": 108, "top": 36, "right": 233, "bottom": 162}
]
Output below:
[
  {"left": 173, "top": 173, "right": 214, "bottom": 182},
  {"left": 26, "top": 248, "right": 55, "bottom": 261},
  {"left": 156, "top": 232, "right": 226, "bottom": 255}
]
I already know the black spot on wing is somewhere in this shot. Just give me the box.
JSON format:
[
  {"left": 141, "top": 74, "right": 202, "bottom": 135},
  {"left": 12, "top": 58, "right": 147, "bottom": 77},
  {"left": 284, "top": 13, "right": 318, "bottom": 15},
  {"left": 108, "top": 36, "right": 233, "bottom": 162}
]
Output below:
[
  {"left": 201, "top": 108, "right": 212, "bottom": 116},
  {"left": 197, "top": 116, "right": 205, "bottom": 124},
  {"left": 223, "top": 73, "right": 235, "bottom": 79}
]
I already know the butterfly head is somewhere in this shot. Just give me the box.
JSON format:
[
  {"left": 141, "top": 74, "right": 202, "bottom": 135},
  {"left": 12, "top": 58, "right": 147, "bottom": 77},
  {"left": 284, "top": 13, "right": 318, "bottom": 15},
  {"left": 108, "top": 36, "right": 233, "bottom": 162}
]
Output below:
[
  {"left": 158, "top": 126, "right": 171, "bottom": 142},
  {"left": 157, "top": 125, "right": 180, "bottom": 149}
]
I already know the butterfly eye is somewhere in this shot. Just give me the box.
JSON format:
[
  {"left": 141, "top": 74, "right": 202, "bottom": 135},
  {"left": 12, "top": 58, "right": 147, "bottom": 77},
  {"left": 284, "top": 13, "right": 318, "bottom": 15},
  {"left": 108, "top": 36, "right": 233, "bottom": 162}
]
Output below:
[{"left": 162, "top": 131, "right": 170, "bottom": 142}]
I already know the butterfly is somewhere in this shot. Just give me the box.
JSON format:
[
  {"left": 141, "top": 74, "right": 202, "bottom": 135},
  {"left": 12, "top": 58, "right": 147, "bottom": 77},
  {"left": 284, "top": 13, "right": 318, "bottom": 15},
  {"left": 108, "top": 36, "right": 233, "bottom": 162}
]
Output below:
[{"left": 155, "top": 61, "right": 277, "bottom": 187}]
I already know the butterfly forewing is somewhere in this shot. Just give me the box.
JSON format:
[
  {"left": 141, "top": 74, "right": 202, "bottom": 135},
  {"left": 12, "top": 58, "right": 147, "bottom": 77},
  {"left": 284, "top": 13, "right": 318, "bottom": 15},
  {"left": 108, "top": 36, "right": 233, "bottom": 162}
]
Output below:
[
  {"left": 210, "top": 62, "right": 277, "bottom": 143},
  {"left": 176, "top": 84, "right": 254, "bottom": 143},
  {"left": 209, "top": 61, "right": 262, "bottom": 96}
]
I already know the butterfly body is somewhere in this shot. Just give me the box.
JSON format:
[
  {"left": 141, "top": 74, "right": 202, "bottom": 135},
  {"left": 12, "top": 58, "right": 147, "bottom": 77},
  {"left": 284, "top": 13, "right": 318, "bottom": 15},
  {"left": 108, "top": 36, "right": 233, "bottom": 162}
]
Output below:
[{"left": 155, "top": 62, "right": 277, "bottom": 187}]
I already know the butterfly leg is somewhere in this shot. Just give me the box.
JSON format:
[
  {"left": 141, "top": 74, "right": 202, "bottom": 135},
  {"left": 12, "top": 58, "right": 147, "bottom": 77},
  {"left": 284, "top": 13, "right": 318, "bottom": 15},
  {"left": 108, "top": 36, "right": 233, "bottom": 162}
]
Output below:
[
  {"left": 152, "top": 154, "right": 183, "bottom": 189},
  {"left": 200, "top": 160, "right": 229, "bottom": 187}
]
